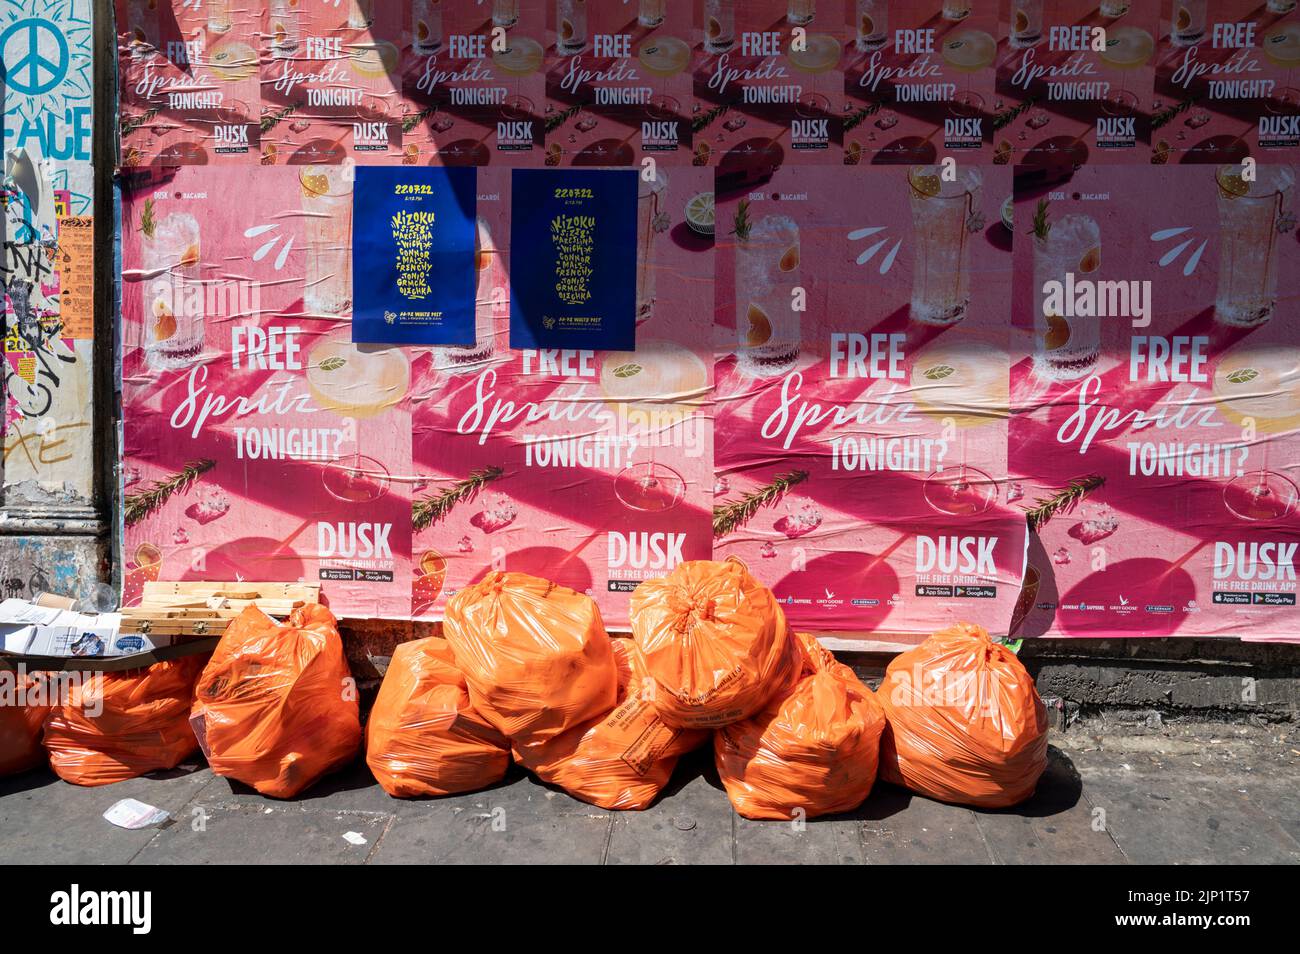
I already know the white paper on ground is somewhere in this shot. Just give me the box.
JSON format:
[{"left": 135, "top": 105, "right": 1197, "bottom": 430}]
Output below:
[{"left": 103, "top": 798, "right": 172, "bottom": 830}]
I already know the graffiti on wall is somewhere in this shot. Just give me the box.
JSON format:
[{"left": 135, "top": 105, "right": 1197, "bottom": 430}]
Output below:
[{"left": 1, "top": 0, "right": 95, "bottom": 504}]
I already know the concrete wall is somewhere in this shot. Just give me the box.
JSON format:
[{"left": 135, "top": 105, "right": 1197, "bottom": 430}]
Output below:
[{"left": 0, "top": 0, "right": 113, "bottom": 604}]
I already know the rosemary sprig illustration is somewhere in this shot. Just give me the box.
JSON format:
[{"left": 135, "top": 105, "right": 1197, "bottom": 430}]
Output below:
[
  {"left": 121, "top": 106, "right": 160, "bottom": 137},
  {"left": 842, "top": 103, "right": 881, "bottom": 132},
  {"left": 713, "top": 470, "right": 809, "bottom": 539},
  {"left": 138, "top": 197, "right": 156, "bottom": 239},
  {"left": 412, "top": 466, "right": 504, "bottom": 531},
  {"left": 1029, "top": 197, "right": 1051, "bottom": 240},
  {"left": 1024, "top": 474, "right": 1105, "bottom": 533},
  {"left": 731, "top": 198, "right": 752, "bottom": 242},
  {"left": 545, "top": 104, "right": 582, "bottom": 133},
  {"left": 402, "top": 105, "right": 436, "bottom": 134},
  {"left": 260, "top": 104, "right": 298, "bottom": 134},
  {"left": 123, "top": 459, "right": 216, "bottom": 527},
  {"left": 692, "top": 104, "right": 728, "bottom": 133},
  {"left": 1151, "top": 97, "right": 1196, "bottom": 130},
  {"left": 992, "top": 98, "right": 1036, "bottom": 131}
]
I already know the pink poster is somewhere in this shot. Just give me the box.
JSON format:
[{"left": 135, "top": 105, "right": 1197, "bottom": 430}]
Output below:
[
  {"left": 713, "top": 165, "right": 1028, "bottom": 640},
  {"left": 995, "top": 0, "right": 1159, "bottom": 170},
  {"left": 117, "top": 0, "right": 261, "bottom": 168},
  {"left": 545, "top": 0, "right": 698, "bottom": 166},
  {"left": 120, "top": 165, "right": 412, "bottom": 617},
  {"left": 695, "top": 0, "right": 846, "bottom": 174},
  {"left": 844, "top": 0, "right": 997, "bottom": 165},
  {"left": 259, "top": 0, "right": 405, "bottom": 164},
  {"left": 410, "top": 166, "right": 716, "bottom": 626},
  {"left": 1010, "top": 163, "right": 1300, "bottom": 640},
  {"left": 401, "top": 0, "right": 548, "bottom": 167},
  {"left": 1154, "top": 0, "right": 1300, "bottom": 164}
]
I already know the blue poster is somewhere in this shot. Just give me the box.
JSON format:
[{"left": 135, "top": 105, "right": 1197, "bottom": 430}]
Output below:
[
  {"left": 352, "top": 167, "right": 477, "bottom": 345},
  {"left": 509, "top": 169, "right": 637, "bottom": 350}
]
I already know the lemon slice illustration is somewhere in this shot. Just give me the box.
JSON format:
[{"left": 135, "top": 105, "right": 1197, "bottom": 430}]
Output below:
[
  {"left": 350, "top": 40, "right": 398, "bottom": 78},
  {"left": 209, "top": 40, "right": 257, "bottom": 81},
  {"left": 637, "top": 36, "right": 690, "bottom": 76}
]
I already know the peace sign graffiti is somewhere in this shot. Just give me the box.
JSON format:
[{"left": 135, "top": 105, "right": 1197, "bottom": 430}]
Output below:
[{"left": 1, "top": 18, "right": 70, "bottom": 97}]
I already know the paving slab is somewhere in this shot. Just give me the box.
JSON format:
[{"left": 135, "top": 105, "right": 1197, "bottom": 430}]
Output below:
[
  {"left": 0, "top": 765, "right": 215, "bottom": 865},
  {"left": 606, "top": 756, "right": 736, "bottom": 865},
  {"left": 134, "top": 803, "right": 392, "bottom": 864},
  {"left": 859, "top": 784, "right": 993, "bottom": 864}
]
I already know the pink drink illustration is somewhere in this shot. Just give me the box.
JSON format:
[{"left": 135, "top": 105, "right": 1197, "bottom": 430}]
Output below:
[
  {"left": 734, "top": 215, "right": 802, "bottom": 377},
  {"left": 1032, "top": 213, "right": 1102, "bottom": 382},
  {"left": 142, "top": 213, "right": 205, "bottom": 370},
  {"left": 908, "top": 165, "right": 981, "bottom": 325},
  {"left": 1214, "top": 164, "right": 1294, "bottom": 328}
]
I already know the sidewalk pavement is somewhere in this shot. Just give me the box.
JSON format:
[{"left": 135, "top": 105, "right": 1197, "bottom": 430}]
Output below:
[{"left": 2, "top": 722, "right": 1297, "bottom": 865}]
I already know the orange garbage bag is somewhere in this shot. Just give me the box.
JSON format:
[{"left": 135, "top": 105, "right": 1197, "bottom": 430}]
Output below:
[
  {"left": 443, "top": 571, "right": 617, "bottom": 746},
  {"left": 1, "top": 670, "right": 52, "bottom": 776},
  {"left": 877, "top": 622, "right": 1049, "bottom": 809},
  {"left": 366, "top": 636, "right": 511, "bottom": 798},
  {"left": 513, "top": 638, "right": 708, "bottom": 810},
  {"left": 630, "top": 560, "right": 800, "bottom": 728},
  {"left": 715, "top": 633, "right": 887, "bottom": 820},
  {"left": 191, "top": 604, "right": 360, "bottom": 799},
  {"left": 44, "top": 657, "right": 204, "bottom": 786}
]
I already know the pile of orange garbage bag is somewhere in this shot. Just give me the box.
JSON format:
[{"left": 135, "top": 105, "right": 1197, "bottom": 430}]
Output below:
[
  {"left": 715, "top": 633, "right": 888, "bottom": 820},
  {"left": 513, "top": 638, "right": 708, "bottom": 810},
  {"left": 0, "top": 670, "right": 52, "bottom": 776},
  {"left": 366, "top": 636, "right": 510, "bottom": 798},
  {"left": 630, "top": 560, "right": 800, "bottom": 728},
  {"left": 44, "top": 657, "right": 205, "bottom": 787},
  {"left": 877, "top": 622, "right": 1049, "bottom": 809},
  {"left": 191, "top": 604, "right": 361, "bottom": 799},
  {"left": 443, "top": 571, "right": 617, "bottom": 750}
]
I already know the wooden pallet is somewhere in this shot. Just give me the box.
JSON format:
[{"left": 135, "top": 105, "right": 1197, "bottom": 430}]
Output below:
[{"left": 119, "top": 582, "right": 320, "bottom": 636}]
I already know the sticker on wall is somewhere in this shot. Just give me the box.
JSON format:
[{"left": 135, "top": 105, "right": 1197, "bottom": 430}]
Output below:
[
  {"left": 509, "top": 167, "right": 638, "bottom": 350},
  {"left": 352, "top": 166, "right": 478, "bottom": 345}
]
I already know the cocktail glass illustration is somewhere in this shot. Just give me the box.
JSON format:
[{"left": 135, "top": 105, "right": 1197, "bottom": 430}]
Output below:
[
  {"left": 495, "top": 0, "right": 521, "bottom": 27},
  {"left": 142, "top": 213, "right": 205, "bottom": 370},
  {"left": 126, "top": 0, "right": 159, "bottom": 57},
  {"left": 943, "top": 0, "right": 972, "bottom": 21},
  {"left": 1263, "top": 22, "right": 1300, "bottom": 109},
  {"left": 1171, "top": 0, "right": 1205, "bottom": 47},
  {"left": 1098, "top": 26, "right": 1154, "bottom": 116},
  {"left": 434, "top": 218, "right": 500, "bottom": 374},
  {"left": 413, "top": 0, "right": 444, "bottom": 56},
  {"left": 600, "top": 342, "right": 709, "bottom": 513},
  {"left": 735, "top": 215, "right": 802, "bottom": 377},
  {"left": 557, "top": 0, "right": 587, "bottom": 56},
  {"left": 941, "top": 29, "right": 996, "bottom": 115},
  {"left": 911, "top": 340, "right": 1006, "bottom": 516},
  {"left": 908, "top": 164, "right": 982, "bottom": 325},
  {"left": 787, "top": 0, "right": 815, "bottom": 25},
  {"left": 300, "top": 164, "right": 355, "bottom": 317},
  {"left": 268, "top": 0, "right": 301, "bottom": 57},
  {"left": 1009, "top": 0, "right": 1043, "bottom": 48},
  {"left": 637, "top": 168, "right": 669, "bottom": 323},
  {"left": 1032, "top": 213, "right": 1102, "bottom": 381},
  {"left": 639, "top": 0, "right": 666, "bottom": 27},
  {"left": 1214, "top": 164, "right": 1294, "bottom": 328},
  {"left": 856, "top": 0, "right": 888, "bottom": 52},
  {"left": 347, "top": 0, "right": 375, "bottom": 30},
  {"left": 1214, "top": 342, "right": 1300, "bottom": 521},
  {"left": 704, "top": 0, "right": 735, "bottom": 54},
  {"left": 207, "top": 0, "right": 233, "bottom": 34},
  {"left": 307, "top": 338, "right": 411, "bottom": 503},
  {"left": 1100, "top": 0, "right": 1131, "bottom": 16}
]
